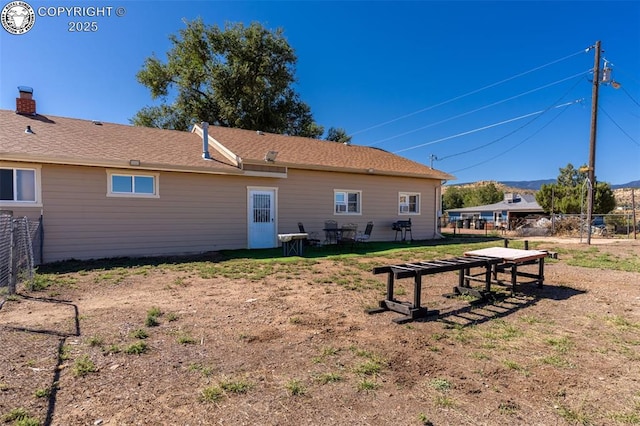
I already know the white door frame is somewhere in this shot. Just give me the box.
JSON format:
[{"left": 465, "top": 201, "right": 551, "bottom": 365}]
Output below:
[{"left": 247, "top": 186, "right": 278, "bottom": 249}]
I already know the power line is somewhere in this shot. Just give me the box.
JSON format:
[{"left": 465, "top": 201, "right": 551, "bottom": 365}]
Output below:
[
  {"left": 350, "top": 49, "right": 587, "bottom": 137},
  {"left": 436, "top": 76, "right": 587, "bottom": 160},
  {"left": 392, "top": 99, "right": 582, "bottom": 154},
  {"left": 368, "top": 70, "right": 590, "bottom": 147},
  {"left": 599, "top": 106, "right": 640, "bottom": 147},
  {"left": 448, "top": 103, "right": 575, "bottom": 174},
  {"left": 621, "top": 86, "right": 640, "bottom": 109}
]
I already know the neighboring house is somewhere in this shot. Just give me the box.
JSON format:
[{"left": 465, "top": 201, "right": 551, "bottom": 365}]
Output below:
[
  {"left": 1, "top": 88, "right": 453, "bottom": 263},
  {"left": 446, "top": 193, "right": 544, "bottom": 230}
]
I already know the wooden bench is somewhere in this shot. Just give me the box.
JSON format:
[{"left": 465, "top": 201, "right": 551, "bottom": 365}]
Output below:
[{"left": 368, "top": 256, "right": 502, "bottom": 323}]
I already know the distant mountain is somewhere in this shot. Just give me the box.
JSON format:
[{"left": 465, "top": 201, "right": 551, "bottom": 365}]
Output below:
[
  {"left": 611, "top": 180, "right": 640, "bottom": 190},
  {"left": 452, "top": 179, "right": 640, "bottom": 191},
  {"left": 499, "top": 180, "right": 555, "bottom": 190}
]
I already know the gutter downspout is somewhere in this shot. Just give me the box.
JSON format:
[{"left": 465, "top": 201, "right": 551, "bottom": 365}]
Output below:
[{"left": 202, "top": 122, "right": 211, "bottom": 160}]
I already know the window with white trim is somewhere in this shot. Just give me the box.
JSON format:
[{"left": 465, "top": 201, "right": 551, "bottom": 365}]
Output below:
[
  {"left": 399, "top": 192, "right": 420, "bottom": 214},
  {"left": 0, "top": 166, "right": 38, "bottom": 204},
  {"left": 334, "top": 190, "right": 361, "bottom": 214},
  {"left": 107, "top": 171, "right": 158, "bottom": 197}
]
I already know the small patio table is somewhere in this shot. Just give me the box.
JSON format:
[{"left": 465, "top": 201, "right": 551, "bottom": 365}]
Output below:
[
  {"left": 278, "top": 233, "right": 308, "bottom": 256},
  {"left": 463, "top": 247, "right": 548, "bottom": 295}
]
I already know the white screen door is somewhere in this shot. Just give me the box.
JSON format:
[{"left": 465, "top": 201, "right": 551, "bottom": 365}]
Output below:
[{"left": 248, "top": 189, "right": 276, "bottom": 248}]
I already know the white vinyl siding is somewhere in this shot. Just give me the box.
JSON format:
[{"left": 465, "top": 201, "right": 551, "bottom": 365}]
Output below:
[{"left": 32, "top": 165, "right": 441, "bottom": 263}]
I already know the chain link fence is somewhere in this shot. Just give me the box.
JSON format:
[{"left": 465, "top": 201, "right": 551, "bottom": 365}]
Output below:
[
  {"left": 515, "top": 213, "right": 639, "bottom": 239},
  {"left": 0, "top": 212, "right": 42, "bottom": 295}
]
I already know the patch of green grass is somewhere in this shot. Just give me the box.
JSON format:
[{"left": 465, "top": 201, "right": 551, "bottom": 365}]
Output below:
[
  {"left": 417, "top": 412, "right": 432, "bottom": 426},
  {"left": 563, "top": 247, "right": 640, "bottom": 272},
  {"left": 34, "top": 387, "right": 50, "bottom": 398},
  {"left": 145, "top": 315, "right": 159, "bottom": 327},
  {"left": 177, "top": 334, "right": 197, "bottom": 345},
  {"left": 220, "top": 378, "right": 253, "bottom": 394},
  {"left": 519, "top": 314, "right": 547, "bottom": 325},
  {"left": 470, "top": 351, "right": 490, "bottom": 360},
  {"left": 609, "top": 411, "right": 640, "bottom": 424},
  {"left": 130, "top": 328, "right": 149, "bottom": 339},
  {"left": 357, "top": 379, "right": 380, "bottom": 392},
  {"left": 315, "top": 372, "right": 343, "bottom": 384},
  {"left": 172, "top": 277, "right": 187, "bottom": 287},
  {"left": 166, "top": 312, "right": 179, "bottom": 322},
  {"left": 103, "top": 344, "right": 121, "bottom": 355},
  {"left": 72, "top": 355, "right": 97, "bottom": 377},
  {"left": 483, "top": 319, "right": 524, "bottom": 341},
  {"left": 124, "top": 341, "right": 148, "bottom": 355},
  {"left": 93, "top": 270, "right": 128, "bottom": 285},
  {"left": 2, "top": 408, "right": 40, "bottom": 425},
  {"left": 606, "top": 315, "right": 640, "bottom": 330},
  {"left": 545, "top": 336, "right": 573, "bottom": 354},
  {"left": 313, "top": 346, "right": 340, "bottom": 363},
  {"left": 285, "top": 379, "right": 306, "bottom": 396},
  {"left": 147, "top": 306, "right": 162, "bottom": 317},
  {"left": 86, "top": 335, "right": 103, "bottom": 347},
  {"left": 431, "top": 332, "right": 448, "bottom": 341},
  {"left": 502, "top": 359, "right": 530, "bottom": 376},
  {"left": 556, "top": 403, "right": 592, "bottom": 425},
  {"left": 540, "top": 355, "right": 574, "bottom": 368},
  {"left": 188, "top": 363, "right": 213, "bottom": 377},
  {"left": 59, "top": 345, "right": 71, "bottom": 361},
  {"left": 200, "top": 385, "right": 224, "bottom": 403},
  {"left": 503, "top": 359, "right": 522, "bottom": 370},
  {"left": 434, "top": 394, "right": 455, "bottom": 408},
  {"left": 452, "top": 328, "right": 473, "bottom": 343},
  {"left": 322, "top": 346, "right": 339, "bottom": 356},
  {"left": 354, "top": 359, "right": 383, "bottom": 376},
  {"left": 429, "top": 378, "right": 451, "bottom": 392},
  {"left": 30, "top": 273, "right": 77, "bottom": 291}
]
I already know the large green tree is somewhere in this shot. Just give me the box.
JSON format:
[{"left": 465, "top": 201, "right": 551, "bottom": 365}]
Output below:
[
  {"left": 536, "top": 163, "right": 616, "bottom": 214},
  {"left": 133, "top": 19, "right": 323, "bottom": 137},
  {"left": 443, "top": 182, "right": 504, "bottom": 210},
  {"left": 325, "top": 127, "right": 352, "bottom": 144}
]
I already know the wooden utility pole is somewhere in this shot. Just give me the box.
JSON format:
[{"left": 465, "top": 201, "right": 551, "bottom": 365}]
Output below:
[
  {"left": 633, "top": 188, "right": 637, "bottom": 240},
  {"left": 586, "top": 41, "right": 602, "bottom": 245}
]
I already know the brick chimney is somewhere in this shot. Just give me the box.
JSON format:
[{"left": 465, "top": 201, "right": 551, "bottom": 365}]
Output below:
[{"left": 16, "top": 86, "right": 36, "bottom": 115}]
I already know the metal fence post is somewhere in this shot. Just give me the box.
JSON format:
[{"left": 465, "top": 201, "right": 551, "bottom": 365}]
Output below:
[{"left": 9, "top": 218, "right": 16, "bottom": 294}]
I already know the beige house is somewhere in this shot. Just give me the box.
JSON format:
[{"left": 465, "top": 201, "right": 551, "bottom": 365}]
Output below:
[{"left": 1, "top": 90, "right": 453, "bottom": 263}]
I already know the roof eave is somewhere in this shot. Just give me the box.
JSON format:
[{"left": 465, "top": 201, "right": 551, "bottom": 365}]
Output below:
[
  {"left": 241, "top": 161, "right": 453, "bottom": 180},
  {"left": 0, "top": 153, "right": 244, "bottom": 175}
]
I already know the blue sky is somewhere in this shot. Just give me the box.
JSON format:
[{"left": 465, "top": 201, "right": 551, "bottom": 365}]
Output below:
[{"left": 1, "top": 0, "right": 639, "bottom": 185}]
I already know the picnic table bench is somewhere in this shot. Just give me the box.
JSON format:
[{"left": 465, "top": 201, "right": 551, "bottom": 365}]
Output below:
[
  {"left": 368, "top": 247, "right": 549, "bottom": 323},
  {"left": 368, "top": 256, "right": 503, "bottom": 323}
]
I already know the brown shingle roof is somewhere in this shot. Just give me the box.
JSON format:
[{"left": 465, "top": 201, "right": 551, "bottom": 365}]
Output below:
[
  {"left": 0, "top": 110, "right": 454, "bottom": 180},
  {"left": 0, "top": 110, "right": 238, "bottom": 173},
  {"left": 206, "top": 125, "right": 454, "bottom": 180}
]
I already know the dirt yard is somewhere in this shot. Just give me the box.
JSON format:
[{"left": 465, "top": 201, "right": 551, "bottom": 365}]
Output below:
[{"left": 1, "top": 238, "right": 639, "bottom": 426}]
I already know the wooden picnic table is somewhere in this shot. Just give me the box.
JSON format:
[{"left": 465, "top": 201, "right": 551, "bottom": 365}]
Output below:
[
  {"left": 368, "top": 247, "right": 549, "bottom": 323},
  {"left": 463, "top": 247, "right": 548, "bottom": 295}
]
